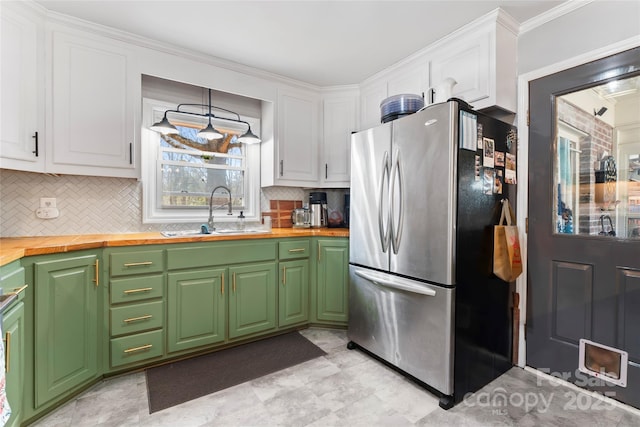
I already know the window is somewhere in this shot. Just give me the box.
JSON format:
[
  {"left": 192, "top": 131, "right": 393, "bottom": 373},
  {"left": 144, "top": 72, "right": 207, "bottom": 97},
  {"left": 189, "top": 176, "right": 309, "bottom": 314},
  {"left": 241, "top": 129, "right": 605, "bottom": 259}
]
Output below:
[{"left": 142, "top": 98, "right": 260, "bottom": 224}]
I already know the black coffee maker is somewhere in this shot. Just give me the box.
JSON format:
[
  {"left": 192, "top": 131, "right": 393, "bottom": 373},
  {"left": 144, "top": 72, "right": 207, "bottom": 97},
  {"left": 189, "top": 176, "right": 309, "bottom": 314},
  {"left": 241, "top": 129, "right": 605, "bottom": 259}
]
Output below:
[{"left": 309, "top": 192, "right": 328, "bottom": 228}]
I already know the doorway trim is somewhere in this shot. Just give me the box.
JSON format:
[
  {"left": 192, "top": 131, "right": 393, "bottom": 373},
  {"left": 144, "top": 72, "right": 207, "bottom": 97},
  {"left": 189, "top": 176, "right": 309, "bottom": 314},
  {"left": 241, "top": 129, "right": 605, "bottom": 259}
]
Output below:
[{"left": 515, "top": 35, "right": 640, "bottom": 368}]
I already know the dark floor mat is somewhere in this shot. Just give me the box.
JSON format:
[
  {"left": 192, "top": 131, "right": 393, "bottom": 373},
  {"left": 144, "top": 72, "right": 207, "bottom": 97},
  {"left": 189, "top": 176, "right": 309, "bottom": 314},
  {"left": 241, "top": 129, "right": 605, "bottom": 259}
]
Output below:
[{"left": 145, "top": 331, "right": 326, "bottom": 413}]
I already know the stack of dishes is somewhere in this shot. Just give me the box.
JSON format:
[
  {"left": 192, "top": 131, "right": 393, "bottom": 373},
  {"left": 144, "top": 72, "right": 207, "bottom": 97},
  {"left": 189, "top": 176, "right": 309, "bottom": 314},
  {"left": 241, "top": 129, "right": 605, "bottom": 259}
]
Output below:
[{"left": 380, "top": 94, "right": 424, "bottom": 123}]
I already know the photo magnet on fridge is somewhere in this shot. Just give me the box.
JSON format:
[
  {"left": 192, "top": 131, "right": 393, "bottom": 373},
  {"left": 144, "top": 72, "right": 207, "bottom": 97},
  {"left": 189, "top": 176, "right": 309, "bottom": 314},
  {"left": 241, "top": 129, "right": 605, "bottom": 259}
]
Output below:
[
  {"left": 484, "top": 169, "right": 494, "bottom": 195},
  {"left": 505, "top": 153, "right": 517, "bottom": 184},
  {"left": 483, "top": 138, "right": 495, "bottom": 168}
]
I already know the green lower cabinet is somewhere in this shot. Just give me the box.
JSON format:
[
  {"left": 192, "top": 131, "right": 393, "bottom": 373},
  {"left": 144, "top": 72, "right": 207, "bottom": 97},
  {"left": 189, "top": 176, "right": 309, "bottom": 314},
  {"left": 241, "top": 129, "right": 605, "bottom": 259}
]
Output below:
[
  {"left": 279, "top": 260, "right": 309, "bottom": 327},
  {"left": 110, "top": 330, "right": 164, "bottom": 367},
  {"left": 316, "top": 239, "right": 349, "bottom": 323},
  {"left": 167, "top": 268, "right": 226, "bottom": 352},
  {"left": 34, "top": 253, "right": 101, "bottom": 407},
  {"left": 228, "top": 262, "right": 277, "bottom": 339},
  {"left": 3, "top": 301, "right": 24, "bottom": 427}
]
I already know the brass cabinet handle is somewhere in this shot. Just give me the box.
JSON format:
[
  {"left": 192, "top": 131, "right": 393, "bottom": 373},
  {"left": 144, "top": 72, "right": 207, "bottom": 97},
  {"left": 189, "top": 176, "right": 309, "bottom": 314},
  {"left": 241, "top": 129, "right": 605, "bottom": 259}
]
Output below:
[
  {"left": 7, "top": 284, "right": 28, "bottom": 296},
  {"left": 233, "top": 272, "right": 236, "bottom": 293},
  {"left": 123, "top": 314, "right": 152, "bottom": 323},
  {"left": 282, "top": 266, "right": 286, "bottom": 285},
  {"left": 124, "top": 344, "right": 152, "bottom": 354},
  {"left": 93, "top": 259, "right": 99, "bottom": 287},
  {"left": 221, "top": 272, "right": 225, "bottom": 296},
  {"left": 318, "top": 242, "right": 321, "bottom": 262},
  {"left": 123, "top": 287, "right": 153, "bottom": 294},
  {"left": 288, "top": 248, "right": 306, "bottom": 253},
  {"left": 4, "top": 332, "right": 10, "bottom": 373},
  {"left": 123, "top": 261, "right": 153, "bottom": 267}
]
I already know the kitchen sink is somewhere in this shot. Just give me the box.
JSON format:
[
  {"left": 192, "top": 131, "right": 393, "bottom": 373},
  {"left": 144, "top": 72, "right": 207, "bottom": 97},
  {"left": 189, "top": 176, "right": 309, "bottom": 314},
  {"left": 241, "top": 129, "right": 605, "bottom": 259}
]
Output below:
[{"left": 161, "top": 228, "right": 270, "bottom": 237}]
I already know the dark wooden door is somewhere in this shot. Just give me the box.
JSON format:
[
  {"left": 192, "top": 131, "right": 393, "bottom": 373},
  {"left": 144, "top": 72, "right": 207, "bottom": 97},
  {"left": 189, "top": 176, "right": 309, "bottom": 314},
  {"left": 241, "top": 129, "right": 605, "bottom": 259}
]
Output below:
[{"left": 527, "top": 47, "right": 640, "bottom": 408}]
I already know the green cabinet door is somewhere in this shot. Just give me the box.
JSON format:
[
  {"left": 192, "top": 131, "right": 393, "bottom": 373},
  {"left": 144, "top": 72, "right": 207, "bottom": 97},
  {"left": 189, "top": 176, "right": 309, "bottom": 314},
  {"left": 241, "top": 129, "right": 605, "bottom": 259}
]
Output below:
[
  {"left": 279, "top": 259, "right": 309, "bottom": 327},
  {"left": 3, "top": 301, "right": 24, "bottom": 427},
  {"left": 316, "top": 239, "right": 349, "bottom": 323},
  {"left": 167, "top": 268, "right": 226, "bottom": 352},
  {"left": 34, "top": 253, "right": 100, "bottom": 407},
  {"left": 228, "top": 262, "right": 276, "bottom": 339}
]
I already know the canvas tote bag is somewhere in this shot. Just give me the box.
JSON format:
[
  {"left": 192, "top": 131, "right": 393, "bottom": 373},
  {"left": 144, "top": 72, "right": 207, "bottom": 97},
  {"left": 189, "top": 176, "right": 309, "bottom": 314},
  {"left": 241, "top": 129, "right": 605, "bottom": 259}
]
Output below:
[{"left": 493, "top": 199, "right": 522, "bottom": 282}]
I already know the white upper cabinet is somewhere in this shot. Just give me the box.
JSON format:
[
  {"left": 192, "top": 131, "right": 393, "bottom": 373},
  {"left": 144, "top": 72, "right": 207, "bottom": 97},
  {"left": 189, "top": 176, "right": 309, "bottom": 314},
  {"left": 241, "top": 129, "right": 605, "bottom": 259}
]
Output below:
[
  {"left": 359, "top": 58, "right": 429, "bottom": 131},
  {"left": 428, "top": 10, "right": 518, "bottom": 112},
  {"left": 359, "top": 80, "right": 388, "bottom": 131},
  {"left": 360, "top": 9, "right": 517, "bottom": 127},
  {"left": 320, "top": 91, "right": 358, "bottom": 187},
  {"left": 47, "top": 27, "right": 140, "bottom": 178},
  {"left": 270, "top": 87, "right": 320, "bottom": 185},
  {"left": 0, "top": 2, "right": 45, "bottom": 172},
  {"left": 387, "top": 58, "right": 429, "bottom": 99}
]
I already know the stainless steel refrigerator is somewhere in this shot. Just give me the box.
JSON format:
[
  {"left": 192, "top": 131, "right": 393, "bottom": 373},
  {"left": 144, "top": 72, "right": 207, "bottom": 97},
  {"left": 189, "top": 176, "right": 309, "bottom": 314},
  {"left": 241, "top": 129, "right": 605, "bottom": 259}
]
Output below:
[{"left": 348, "top": 100, "right": 516, "bottom": 409}]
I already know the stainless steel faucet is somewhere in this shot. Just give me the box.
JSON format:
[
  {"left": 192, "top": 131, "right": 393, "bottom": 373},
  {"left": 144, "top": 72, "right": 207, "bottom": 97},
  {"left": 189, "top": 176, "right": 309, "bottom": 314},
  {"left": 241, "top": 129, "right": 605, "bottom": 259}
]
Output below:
[{"left": 208, "top": 185, "right": 232, "bottom": 230}]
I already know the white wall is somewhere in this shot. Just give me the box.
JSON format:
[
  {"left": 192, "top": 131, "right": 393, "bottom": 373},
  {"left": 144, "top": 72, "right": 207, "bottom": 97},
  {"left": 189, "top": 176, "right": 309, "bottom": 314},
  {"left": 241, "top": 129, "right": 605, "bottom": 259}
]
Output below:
[{"left": 518, "top": 1, "right": 640, "bottom": 75}]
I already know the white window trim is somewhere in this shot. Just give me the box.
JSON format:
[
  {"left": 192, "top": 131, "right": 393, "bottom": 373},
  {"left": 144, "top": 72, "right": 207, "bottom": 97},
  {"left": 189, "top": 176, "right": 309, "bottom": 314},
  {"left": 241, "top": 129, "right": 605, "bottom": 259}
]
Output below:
[{"left": 141, "top": 97, "right": 261, "bottom": 224}]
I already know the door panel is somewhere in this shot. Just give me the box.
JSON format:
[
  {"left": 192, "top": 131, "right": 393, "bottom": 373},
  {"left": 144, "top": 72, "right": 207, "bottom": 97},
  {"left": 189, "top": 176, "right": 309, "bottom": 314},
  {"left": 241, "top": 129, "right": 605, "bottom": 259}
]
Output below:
[
  {"left": 390, "top": 103, "right": 456, "bottom": 285},
  {"left": 618, "top": 268, "right": 640, "bottom": 361},
  {"left": 349, "top": 123, "right": 392, "bottom": 271},
  {"left": 527, "top": 46, "right": 640, "bottom": 408},
  {"left": 551, "top": 262, "right": 593, "bottom": 344}
]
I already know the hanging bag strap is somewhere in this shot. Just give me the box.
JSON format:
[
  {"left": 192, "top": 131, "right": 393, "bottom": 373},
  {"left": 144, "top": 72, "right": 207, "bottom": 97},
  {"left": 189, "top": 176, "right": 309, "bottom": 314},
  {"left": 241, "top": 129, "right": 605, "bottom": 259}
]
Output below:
[{"left": 499, "top": 199, "right": 514, "bottom": 226}]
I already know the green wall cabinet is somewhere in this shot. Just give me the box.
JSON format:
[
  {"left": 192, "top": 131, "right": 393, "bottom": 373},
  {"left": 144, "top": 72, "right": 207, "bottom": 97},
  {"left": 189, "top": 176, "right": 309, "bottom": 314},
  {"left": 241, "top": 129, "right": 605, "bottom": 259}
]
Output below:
[
  {"left": 228, "top": 262, "right": 277, "bottom": 339},
  {"left": 167, "top": 268, "right": 226, "bottom": 352},
  {"left": 3, "top": 301, "right": 24, "bottom": 427},
  {"left": 316, "top": 239, "right": 349, "bottom": 323},
  {"left": 279, "top": 259, "right": 309, "bottom": 327},
  {"left": 34, "top": 253, "right": 101, "bottom": 407}
]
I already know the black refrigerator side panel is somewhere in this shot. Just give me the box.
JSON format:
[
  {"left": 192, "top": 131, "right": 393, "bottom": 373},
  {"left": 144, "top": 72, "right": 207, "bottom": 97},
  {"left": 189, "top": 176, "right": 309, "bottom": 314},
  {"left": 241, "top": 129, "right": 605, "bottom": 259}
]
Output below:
[{"left": 454, "top": 110, "right": 515, "bottom": 402}]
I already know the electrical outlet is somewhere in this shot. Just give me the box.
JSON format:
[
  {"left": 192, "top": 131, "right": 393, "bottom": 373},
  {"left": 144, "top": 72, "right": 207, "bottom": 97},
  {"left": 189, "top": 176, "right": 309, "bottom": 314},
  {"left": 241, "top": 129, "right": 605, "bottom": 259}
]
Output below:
[
  {"left": 40, "top": 197, "right": 57, "bottom": 208},
  {"left": 36, "top": 206, "right": 59, "bottom": 219}
]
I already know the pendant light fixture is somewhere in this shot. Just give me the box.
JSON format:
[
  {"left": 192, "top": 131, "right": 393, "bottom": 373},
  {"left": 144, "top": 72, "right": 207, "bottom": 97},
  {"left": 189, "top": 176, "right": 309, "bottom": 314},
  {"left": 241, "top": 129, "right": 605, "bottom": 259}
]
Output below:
[
  {"left": 197, "top": 89, "right": 223, "bottom": 140},
  {"left": 149, "top": 88, "right": 261, "bottom": 144}
]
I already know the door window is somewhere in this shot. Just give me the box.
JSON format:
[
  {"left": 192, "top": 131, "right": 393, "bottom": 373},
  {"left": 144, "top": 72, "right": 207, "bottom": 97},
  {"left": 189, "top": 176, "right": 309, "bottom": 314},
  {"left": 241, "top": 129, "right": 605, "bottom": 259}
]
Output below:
[{"left": 553, "top": 75, "right": 640, "bottom": 239}]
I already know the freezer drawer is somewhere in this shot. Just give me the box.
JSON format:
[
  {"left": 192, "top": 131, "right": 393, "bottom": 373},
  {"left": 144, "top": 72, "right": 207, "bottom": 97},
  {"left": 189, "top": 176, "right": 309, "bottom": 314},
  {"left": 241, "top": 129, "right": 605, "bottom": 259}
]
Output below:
[{"left": 347, "top": 265, "right": 454, "bottom": 396}]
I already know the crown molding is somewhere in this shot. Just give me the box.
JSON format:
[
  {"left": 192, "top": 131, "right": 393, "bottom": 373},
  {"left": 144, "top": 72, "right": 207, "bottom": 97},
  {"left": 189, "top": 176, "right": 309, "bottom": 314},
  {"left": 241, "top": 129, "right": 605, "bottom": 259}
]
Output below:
[{"left": 519, "top": 0, "right": 595, "bottom": 35}]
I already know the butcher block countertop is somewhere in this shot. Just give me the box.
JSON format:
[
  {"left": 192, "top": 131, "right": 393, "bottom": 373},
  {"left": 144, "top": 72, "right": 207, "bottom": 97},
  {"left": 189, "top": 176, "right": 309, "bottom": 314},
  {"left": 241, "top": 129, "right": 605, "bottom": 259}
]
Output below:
[{"left": 0, "top": 228, "right": 349, "bottom": 267}]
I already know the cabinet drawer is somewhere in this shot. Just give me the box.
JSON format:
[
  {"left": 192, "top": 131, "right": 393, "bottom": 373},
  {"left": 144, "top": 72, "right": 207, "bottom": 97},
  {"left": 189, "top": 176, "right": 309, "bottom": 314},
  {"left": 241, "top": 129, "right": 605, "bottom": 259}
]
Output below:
[
  {"left": 110, "top": 300, "right": 164, "bottom": 336},
  {"left": 167, "top": 241, "right": 276, "bottom": 270},
  {"left": 110, "top": 249, "right": 164, "bottom": 277},
  {"left": 279, "top": 240, "right": 310, "bottom": 260},
  {"left": 0, "top": 261, "right": 25, "bottom": 290},
  {"left": 110, "top": 274, "right": 164, "bottom": 304},
  {"left": 110, "top": 329, "right": 163, "bottom": 368}
]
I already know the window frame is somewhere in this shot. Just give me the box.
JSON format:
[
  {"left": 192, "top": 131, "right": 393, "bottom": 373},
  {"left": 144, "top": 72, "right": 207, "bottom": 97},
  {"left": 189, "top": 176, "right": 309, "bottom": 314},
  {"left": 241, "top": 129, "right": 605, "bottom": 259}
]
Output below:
[{"left": 141, "top": 97, "right": 261, "bottom": 224}]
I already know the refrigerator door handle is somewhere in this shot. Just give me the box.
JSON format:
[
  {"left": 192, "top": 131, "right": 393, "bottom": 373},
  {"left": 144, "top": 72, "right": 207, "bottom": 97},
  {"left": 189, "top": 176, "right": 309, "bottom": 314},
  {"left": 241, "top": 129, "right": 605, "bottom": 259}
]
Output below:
[
  {"left": 378, "top": 151, "right": 391, "bottom": 253},
  {"left": 390, "top": 149, "right": 404, "bottom": 254},
  {"left": 354, "top": 269, "right": 436, "bottom": 297}
]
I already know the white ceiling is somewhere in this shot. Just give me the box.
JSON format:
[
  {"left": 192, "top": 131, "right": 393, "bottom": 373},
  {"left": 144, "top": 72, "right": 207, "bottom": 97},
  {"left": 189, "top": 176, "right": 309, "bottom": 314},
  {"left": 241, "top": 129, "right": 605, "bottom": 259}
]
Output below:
[{"left": 35, "top": 0, "right": 566, "bottom": 87}]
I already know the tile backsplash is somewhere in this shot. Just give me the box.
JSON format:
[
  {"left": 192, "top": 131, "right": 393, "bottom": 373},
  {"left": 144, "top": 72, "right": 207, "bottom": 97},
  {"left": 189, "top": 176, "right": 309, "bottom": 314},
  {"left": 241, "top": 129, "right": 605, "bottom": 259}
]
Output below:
[{"left": 0, "top": 169, "right": 347, "bottom": 237}]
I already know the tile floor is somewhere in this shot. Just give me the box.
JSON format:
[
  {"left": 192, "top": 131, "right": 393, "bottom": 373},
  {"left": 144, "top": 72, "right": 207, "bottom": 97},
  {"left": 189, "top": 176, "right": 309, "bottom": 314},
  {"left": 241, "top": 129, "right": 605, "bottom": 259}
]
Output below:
[{"left": 30, "top": 328, "right": 640, "bottom": 426}]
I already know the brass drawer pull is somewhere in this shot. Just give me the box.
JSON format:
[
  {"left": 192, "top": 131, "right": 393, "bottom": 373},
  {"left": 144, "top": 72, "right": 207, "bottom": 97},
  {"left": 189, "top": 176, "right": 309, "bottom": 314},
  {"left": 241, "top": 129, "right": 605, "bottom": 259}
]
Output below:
[
  {"left": 288, "top": 248, "right": 306, "bottom": 253},
  {"left": 123, "top": 287, "right": 153, "bottom": 295},
  {"left": 123, "top": 314, "right": 152, "bottom": 323},
  {"left": 7, "top": 284, "right": 28, "bottom": 296},
  {"left": 124, "top": 344, "right": 152, "bottom": 354},
  {"left": 4, "top": 332, "right": 10, "bottom": 373},
  {"left": 94, "top": 259, "right": 99, "bottom": 287},
  {"left": 123, "top": 261, "right": 153, "bottom": 267}
]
